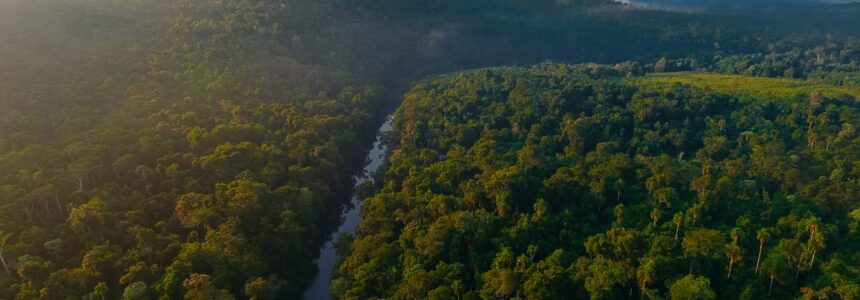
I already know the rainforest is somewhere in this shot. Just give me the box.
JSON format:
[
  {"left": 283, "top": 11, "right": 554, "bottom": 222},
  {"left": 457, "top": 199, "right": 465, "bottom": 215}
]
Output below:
[{"left": 1, "top": 0, "right": 859, "bottom": 299}]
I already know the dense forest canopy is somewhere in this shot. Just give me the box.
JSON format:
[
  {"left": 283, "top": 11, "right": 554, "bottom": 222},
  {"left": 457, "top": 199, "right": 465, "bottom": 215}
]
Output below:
[
  {"left": 0, "top": 0, "right": 859, "bottom": 299},
  {"left": 335, "top": 64, "right": 860, "bottom": 299}
]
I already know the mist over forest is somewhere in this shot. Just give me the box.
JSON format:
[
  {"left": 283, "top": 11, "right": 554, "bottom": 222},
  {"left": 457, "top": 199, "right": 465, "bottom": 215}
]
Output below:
[
  {"left": 1, "top": 0, "right": 860, "bottom": 299},
  {"left": 625, "top": 0, "right": 857, "bottom": 8}
]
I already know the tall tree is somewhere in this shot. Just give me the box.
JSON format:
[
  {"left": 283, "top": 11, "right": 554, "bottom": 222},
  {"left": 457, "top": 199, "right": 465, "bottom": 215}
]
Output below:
[
  {"left": 668, "top": 275, "right": 716, "bottom": 300},
  {"left": 725, "top": 243, "right": 741, "bottom": 278},
  {"left": 0, "top": 231, "right": 11, "bottom": 275},
  {"left": 807, "top": 231, "right": 824, "bottom": 267},
  {"left": 755, "top": 228, "right": 769, "bottom": 274},
  {"left": 682, "top": 229, "right": 725, "bottom": 273},
  {"left": 673, "top": 213, "right": 684, "bottom": 247}
]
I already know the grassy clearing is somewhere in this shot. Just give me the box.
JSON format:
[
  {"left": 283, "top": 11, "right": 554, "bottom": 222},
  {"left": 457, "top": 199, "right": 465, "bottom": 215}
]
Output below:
[{"left": 631, "top": 72, "right": 860, "bottom": 101}]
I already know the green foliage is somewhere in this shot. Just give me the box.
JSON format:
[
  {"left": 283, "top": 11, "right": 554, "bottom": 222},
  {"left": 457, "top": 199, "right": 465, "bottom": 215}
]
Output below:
[
  {"left": 335, "top": 64, "right": 860, "bottom": 299},
  {"left": 634, "top": 73, "right": 860, "bottom": 101},
  {"left": 0, "top": 0, "right": 383, "bottom": 298},
  {"left": 2, "top": 0, "right": 860, "bottom": 298},
  {"left": 669, "top": 275, "right": 716, "bottom": 300}
]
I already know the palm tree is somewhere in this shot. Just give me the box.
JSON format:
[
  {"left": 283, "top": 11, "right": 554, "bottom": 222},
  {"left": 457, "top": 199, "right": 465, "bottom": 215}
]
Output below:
[
  {"left": 673, "top": 213, "right": 683, "bottom": 247},
  {"left": 688, "top": 204, "right": 702, "bottom": 227},
  {"left": 725, "top": 243, "right": 741, "bottom": 278},
  {"left": 452, "top": 280, "right": 464, "bottom": 300},
  {"left": 755, "top": 228, "right": 769, "bottom": 274},
  {"left": 0, "top": 231, "right": 12, "bottom": 275},
  {"left": 650, "top": 208, "right": 660, "bottom": 227},
  {"left": 760, "top": 252, "right": 789, "bottom": 297},
  {"left": 637, "top": 259, "right": 656, "bottom": 299},
  {"left": 807, "top": 231, "right": 825, "bottom": 267},
  {"left": 730, "top": 228, "right": 741, "bottom": 244}
]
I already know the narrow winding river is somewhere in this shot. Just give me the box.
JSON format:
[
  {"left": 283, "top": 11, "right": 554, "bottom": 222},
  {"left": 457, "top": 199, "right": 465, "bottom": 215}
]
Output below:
[{"left": 303, "top": 115, "right": 394, "bottom": 300}]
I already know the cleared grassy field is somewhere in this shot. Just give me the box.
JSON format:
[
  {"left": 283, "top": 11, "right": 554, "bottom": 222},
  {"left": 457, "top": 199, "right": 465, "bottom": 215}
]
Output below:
[{"left": 631, "top": 72, "right": 860, "bottom": 101}]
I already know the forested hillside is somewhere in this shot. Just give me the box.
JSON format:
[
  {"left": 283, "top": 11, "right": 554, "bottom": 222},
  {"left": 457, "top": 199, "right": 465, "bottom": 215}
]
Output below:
[
  {"left": 334, "top": 65, "right": 860, "bottom": 299},
  {"left": 1, "top": 0, "right": 860, "bottom": 299},
  {"left": 1, "top": 1, "right": 385, "bottom": 298}
]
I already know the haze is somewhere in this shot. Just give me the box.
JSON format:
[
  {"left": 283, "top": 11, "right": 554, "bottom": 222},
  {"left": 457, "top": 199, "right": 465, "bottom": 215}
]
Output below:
[{"left": 1, "top": 0, "right": 858, "bottom": 299}]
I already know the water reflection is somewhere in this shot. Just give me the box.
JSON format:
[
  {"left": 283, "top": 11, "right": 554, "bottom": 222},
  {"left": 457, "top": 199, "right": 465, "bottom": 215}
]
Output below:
[{"left": 303, "top": 115, "right": 394, "bottom": 300}]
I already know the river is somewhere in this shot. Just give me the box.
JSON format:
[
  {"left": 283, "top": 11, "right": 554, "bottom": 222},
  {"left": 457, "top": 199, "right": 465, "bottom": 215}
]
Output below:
[{"left": 303, "top": 114, "right": 394, "bottom": 300}]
